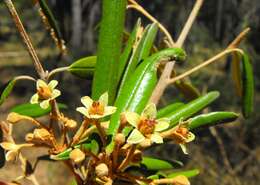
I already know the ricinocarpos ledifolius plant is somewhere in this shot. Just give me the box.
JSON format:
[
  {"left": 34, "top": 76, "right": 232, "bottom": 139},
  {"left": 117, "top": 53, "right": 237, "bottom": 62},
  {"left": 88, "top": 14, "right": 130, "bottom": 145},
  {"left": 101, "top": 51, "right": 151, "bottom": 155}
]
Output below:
[{"left": 0, "top": 0, "right": 254, "bottom": 185}]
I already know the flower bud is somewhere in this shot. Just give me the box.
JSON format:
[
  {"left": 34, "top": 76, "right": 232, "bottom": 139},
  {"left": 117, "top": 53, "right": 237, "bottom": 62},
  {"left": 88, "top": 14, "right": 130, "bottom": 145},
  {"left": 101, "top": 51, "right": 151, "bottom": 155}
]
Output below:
[
  {"left": 95, "top": 163, "right": 109, "bottom": 178},
  {"left": 7, "top": 112, "right": 24, "bottom": 123},
  {"left": 115, "top": 133, "right": 125, "bottom": 145},
  {"left": 69, "top": 148, "right": 85, "bottom": 164},
  {"left": 131, "top": 149, "right": 142, "bottom": 163},
  {"left": 33, "top": 128, "right": 51, "bottom": 141},
  {"left": 64, "top": 119, "right": 77, "bottom": 129},
  {"left": 25, "top": 133, "right": 34, "bottom": 142}
]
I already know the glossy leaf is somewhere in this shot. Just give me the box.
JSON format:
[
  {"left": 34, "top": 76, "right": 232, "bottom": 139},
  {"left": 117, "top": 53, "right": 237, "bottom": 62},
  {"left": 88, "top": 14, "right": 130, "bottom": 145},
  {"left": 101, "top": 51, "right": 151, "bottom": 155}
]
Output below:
[
  {"left": 189, "top": 111, "right": 239, "bottom": 130},
  {"left": 0, "top": 79, "right": 16, "bottom": 106},
  {"left": 167, "top": 169, "right": 200, "bottom": 178},
  {"left": 241, "top": 53, "right": 254, "bottom": 118},
  {"left": 118, "top": 19, "right": 141, "bottom": 83},
  {"left": 118, "top": 23, "right": 158, "bottom": 95},
  {"left": 141, "top": 157, "right": 183, "bottom": 171},
  {"left": 175, "top": 81, "right": 200, "bottom": 101},
  {"left": 11, "top": 103, "right": 67, "bottom": 118},
  {"left": 107, "top": 48, "right": 186, "bottom": 152},
  {"left": 165, "top": 91, "right": 220, "bottom": 127},
  {"left": 92, "top": 0, "right": 127, "bottom": 104},
  {"left": 51, "top": 139, "right": 99, "bottom": 160},
  {"left": 69, "top": 56, "right": 96, "bottom": 79},
  {"left": 157, "top": 102, "right": 185, "bottom": 118}
]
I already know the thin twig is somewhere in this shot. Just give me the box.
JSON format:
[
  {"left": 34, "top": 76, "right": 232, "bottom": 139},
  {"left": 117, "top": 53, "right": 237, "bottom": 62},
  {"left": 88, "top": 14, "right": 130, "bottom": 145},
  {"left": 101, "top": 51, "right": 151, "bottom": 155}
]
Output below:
[
  {"left": 149, "top": 62, "right": 175, "bottom": 105},
  {"left": 117, "top": 145, "right": 136, "bottom": 171},
  {"left": 127, "top": 0, "right": 175, "bottom": 46},
  {"left": 47, "top": 66, "right": 70, "bottom": 80},
  {"left": 167, "top": 48, "right": 243, "bottom": 84},
  {"left": 4, "top": 0, "right": 46, "bottom": 79},
  {"left": 176, "top": 0, "right": 204, "bottom": 47}
]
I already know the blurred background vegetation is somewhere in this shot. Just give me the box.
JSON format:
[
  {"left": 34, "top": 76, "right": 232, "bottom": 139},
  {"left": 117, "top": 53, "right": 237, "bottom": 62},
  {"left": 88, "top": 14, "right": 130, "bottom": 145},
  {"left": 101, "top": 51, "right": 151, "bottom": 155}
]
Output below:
[{"left": 0, "top": 0, "right": 259, "bottom": 184}]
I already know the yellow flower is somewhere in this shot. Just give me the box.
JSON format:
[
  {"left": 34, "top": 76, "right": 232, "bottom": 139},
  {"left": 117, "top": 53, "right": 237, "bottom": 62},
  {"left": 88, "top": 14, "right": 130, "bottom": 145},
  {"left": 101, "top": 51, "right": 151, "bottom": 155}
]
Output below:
[
  {"left": 30, "top": 79, "right": 61, "bottom": 109},
  {"left": 76, "top": 92, "right": 117, "bottom": 119},
  {"left": 171, "top": 122, "right": 195, "bottom": 154},
  {"left": 0, "top": 142, "right": 33, "bottom": 161},
  {"left": 124, "top": 103, "right": 169, "bottom": 144}
]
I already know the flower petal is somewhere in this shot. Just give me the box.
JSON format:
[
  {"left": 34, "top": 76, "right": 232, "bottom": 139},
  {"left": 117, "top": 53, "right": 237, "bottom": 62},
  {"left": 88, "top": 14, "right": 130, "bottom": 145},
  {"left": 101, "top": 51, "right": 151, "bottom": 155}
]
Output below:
[
  {"left": 40, "top": 100, "right": 50, "bottom": 109},
  {"left": 89, "top": 114, "right": 105, "bottom": 119},
  {"left": 155, "top": 118, "right": 170, "bottom": 132},
  {"left": 81, "top": 96, "right": 93, "bottom": 108},
  {"left": 36, "top": 79, "right": 48, "bottom": 89},
  {"left": 180, "top": 144, "right": 189, "bottom": 155},
  {"left": 185, "top": 132, "right": 195, "bottom": 143},
  {"left": 127, "top": 129, "right": 145, "bottom": 144},
  {"left": 104, "top": 106, "right": 117, "bottom": 116},
  {"left": 30, "top": 93, "right": 39, "bottom": 104},
  {"left": 48, "top": 80, "right": 58, "bottom": 90},
  {"left": 51, "top": 89, "right": 61, "bottom": 99},
  {"left": 151, "top": 132, "right": 163, "bottom": 144},
  {"left": 124, "top": 112, "right": 140, "bottom": 128},
  {"left": 76, "top": 107, "right": 89, "bottom": 117},
  {"left": 99, "top": 92, "right": 108, "bottom": 107},
  {"left": 6, "top": 150, "right": 18, "bottom": 161},
  {"left": 0, "top": 142, "right": 18, "bottom": 150},
  {"left": 142, "top": 103, "right": 157, "bottom": 119}
]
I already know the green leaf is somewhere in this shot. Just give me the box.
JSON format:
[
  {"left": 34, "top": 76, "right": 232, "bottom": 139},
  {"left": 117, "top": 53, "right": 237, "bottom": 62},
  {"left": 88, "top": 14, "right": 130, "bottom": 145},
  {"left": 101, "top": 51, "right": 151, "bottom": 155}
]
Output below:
[
  {"left": 51, "top": 139, "right": 99, "bottom": 161},
  {"left": 118, "top": 19, "right": 142, "bottom": 83},
  {"left": 141, "top": 157, "right": 183, "bottom": 171},
  {"left": 69, "top": 56, "right": 96, "bottom": 79},
  {"left": 11, "top": 103, "right": 67, "bottom": 118},
  {"left": 157, "top": 102, "right": 185, "bottom": 118},
  {"left": 175, "top": 81, "right": 200, "bottom": 101},
  {"left": 92, "top": 0, "right": 127, "bottom": 104},
  {"left": 167, "top": 169, "right": 200, "bottom": 178},
  {"left": 165, "top": 91, "right": 220, "bottom": 127},
  {"left": 107, "top": 48, "right": 186, "bottom": 153},
  {"left": 189, "top": 111, "right": 239, "bottom": 130},
  {"left": 241, "top": 53, "right": 254, "bottom": 118},
  {"left": 118, "top": 23, "right": 158, "bottom": 95},
  {"left": 0, "top": 79, "right": 16, "bottom": 106}
]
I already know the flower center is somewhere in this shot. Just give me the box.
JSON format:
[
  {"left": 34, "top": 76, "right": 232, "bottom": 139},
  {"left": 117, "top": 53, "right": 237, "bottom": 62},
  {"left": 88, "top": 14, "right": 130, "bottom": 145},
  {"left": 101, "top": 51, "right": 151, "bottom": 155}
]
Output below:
[
  {"left": 37, "top": 87, "right": 52, "bottom": 100},
  {"left": 88, "top": 101, "right": 105, "bottom": 115},
  {"left": 176, "top": 127, "right": 189, "bottom": 138},
  {"left": 138, "top": 118, "right": 156, "bottom": 136}
]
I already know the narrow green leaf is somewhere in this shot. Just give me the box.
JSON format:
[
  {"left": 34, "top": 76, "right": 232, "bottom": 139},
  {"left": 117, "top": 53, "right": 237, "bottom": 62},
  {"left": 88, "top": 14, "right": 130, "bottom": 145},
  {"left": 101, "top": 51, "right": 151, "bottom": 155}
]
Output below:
[
  {"left": 0, "top": 79, "right": 16, "bottom": 105},
  {"left": 118, "top": 19, "right": 142, "bottom": 83},
  {"left": 11, "top": 103, "right": 67, "bottom": 118},
  {"left": 69, "top": 56, "right": 96, "bottom": 79},
  {"left": 167, "top": 169, "right": 200, "bottom": 178},
  {"left": 189, "top": 111, "right": 239, "bottom": 130},
  {"left": 165, "top": 91, "right": 220, "bottom": 127},
  {"left": 175, "top": 81, "right": 200, "bottom": 101},
  {"left": 118, "top": 23, "right": 158, "bottom": 96},
  {"left": 157, "top": 102, "right": 185, "bottom": 118},
  {"left": 241, "top": 53, "right": 254, "bottom": 118},
  {"left": 107, "top": 48, "right": 186, "bottom": 153},
  {"left": 141, "top": 157, "right": 183, "bottom": 171},
  {"left": 92, "top": 0, "right": 127, "bottom": 104}
]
